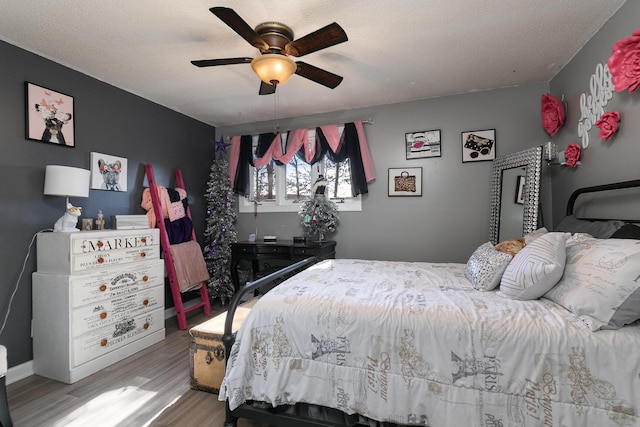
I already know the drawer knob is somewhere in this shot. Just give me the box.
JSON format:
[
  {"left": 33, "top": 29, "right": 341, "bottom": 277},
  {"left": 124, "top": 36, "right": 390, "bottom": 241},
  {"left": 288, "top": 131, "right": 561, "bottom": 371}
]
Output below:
[
  {"left": 99, "top": 284, "right": 107, "bottom": 292},
  {"left": 143, "top": 299, "right": 149, "bottom": 306},
  {"left": 140, "top": 252, "right": 147, "bottom": 257},
  {"left": 143, "top": 323, "right": 150, "bottom": 329},
  {"left": 141, "top": 237, "right": 147, "bottom": 244},
  {"left": 97, "top": 240, "right": 104, "bottom": 248},
  {"left": 100, "top": 339, "right": 108, "bottom": 347},
  {"left": 142, "top": 275, "right": 149, "bottom": 282},
  {"left": 100, "top": 312, "right": 107, "bottom": 319},
  {"left": 97, "top": 257, "right": 105, "bottom": 264}
]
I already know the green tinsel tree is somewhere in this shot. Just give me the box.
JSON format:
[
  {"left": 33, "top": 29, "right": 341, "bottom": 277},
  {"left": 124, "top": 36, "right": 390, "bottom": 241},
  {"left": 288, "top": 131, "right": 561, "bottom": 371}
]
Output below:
[
  {"left": 298, "top": 175, "right": 339, "bottom": 241},
  {"left": 203, "top": 139, "right": 237, "bottom": 304}
]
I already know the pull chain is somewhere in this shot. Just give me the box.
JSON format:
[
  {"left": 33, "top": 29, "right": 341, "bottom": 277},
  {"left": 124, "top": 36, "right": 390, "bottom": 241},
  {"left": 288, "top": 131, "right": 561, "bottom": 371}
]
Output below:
[{"left": 273, "top": 85, "right": 280, "bottom": 133}]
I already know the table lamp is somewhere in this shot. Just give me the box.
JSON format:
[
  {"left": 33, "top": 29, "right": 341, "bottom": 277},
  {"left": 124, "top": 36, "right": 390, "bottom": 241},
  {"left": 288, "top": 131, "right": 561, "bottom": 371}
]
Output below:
[{"left": 44, "top": 165, "right": 90, "bottom": 232}]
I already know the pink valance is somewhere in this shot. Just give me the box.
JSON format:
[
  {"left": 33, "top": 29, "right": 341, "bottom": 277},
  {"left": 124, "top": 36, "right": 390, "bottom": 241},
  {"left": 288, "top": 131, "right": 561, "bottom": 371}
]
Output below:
[{"left": 228, "top": 121, "right": 375, "bottom": 186}]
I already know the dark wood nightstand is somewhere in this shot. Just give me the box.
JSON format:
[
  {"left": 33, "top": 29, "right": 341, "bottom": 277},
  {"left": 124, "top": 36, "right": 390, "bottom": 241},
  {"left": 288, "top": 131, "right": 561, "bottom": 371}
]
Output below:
[{"left": 230, "top": 240, "right": 336, "bottom": 291}]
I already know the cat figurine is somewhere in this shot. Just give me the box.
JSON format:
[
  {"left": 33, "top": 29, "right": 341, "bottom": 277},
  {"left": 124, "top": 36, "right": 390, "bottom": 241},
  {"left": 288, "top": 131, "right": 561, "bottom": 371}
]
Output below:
[{"left": 54, "top": 203, "right": 83, "bottom": 232}]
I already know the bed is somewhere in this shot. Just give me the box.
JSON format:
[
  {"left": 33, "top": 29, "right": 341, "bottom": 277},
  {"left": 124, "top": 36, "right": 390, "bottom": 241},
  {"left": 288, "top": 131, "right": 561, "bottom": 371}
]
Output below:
[{"left": 219, "top": 179, "right": 640, "bottom": 427}]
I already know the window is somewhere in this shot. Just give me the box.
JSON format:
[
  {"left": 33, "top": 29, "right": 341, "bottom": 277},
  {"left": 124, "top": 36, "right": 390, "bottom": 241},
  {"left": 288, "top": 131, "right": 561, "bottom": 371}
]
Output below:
[{"left": 239, "top": 155, "right": 361, "bottom": 213}]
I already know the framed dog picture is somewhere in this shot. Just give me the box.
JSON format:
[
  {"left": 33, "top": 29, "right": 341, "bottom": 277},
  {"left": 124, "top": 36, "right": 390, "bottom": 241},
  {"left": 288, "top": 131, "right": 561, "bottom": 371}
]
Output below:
[
  {"left": 25, "top": 82, "right": 75, "bottom": 147},
  {"left": 90, "top": 152, "right": 128, "bottom": 192}
]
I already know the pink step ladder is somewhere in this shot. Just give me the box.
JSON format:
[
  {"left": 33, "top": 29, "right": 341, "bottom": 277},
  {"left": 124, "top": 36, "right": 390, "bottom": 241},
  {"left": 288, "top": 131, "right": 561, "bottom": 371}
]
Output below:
[{"left": 144, "top": 164, "right": 212, "bottom": 330}]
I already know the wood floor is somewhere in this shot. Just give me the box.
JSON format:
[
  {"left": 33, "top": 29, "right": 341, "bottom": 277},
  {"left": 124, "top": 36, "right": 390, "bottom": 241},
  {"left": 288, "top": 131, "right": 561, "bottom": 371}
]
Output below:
[{"left": 7, "top": 305, "right": 266, "bottom": 427}]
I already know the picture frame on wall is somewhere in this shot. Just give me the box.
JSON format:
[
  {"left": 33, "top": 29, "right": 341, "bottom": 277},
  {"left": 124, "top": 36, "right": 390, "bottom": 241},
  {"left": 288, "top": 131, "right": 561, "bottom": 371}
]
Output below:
[
  {"left": 515, "top": 175, "right": 525, "bottom": 204},
  {"left": 25, "top": 82, "right": 75, "bottom": 147},
  {"left": 388, "top": 167, "right": 422, "bottom": 197},
  {"left": 90, "top": 152, "right": 128, "bottom": 192},
  {"left": 405, "top": 129, "right": 441, "bottom": 159},
  {"left": 461, "top": 128, "right": 496, "bottom": 162}
]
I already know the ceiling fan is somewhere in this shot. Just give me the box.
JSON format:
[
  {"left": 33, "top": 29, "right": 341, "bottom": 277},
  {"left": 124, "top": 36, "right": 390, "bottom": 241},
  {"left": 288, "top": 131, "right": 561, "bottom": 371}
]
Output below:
[{"left": 191, "top": 7, "right": 348, "bottom": 95}]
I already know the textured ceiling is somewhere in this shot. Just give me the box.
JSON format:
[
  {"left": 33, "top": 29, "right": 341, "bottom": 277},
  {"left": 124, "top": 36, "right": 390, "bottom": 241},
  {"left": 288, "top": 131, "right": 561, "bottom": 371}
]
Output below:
[{"left": 0, "top": 1, "right": 626, "bottom": 127}]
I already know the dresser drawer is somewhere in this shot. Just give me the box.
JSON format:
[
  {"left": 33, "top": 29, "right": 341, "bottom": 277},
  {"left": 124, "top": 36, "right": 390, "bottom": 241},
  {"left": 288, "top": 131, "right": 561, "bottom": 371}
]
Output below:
[
  {"left": 36, "top": 229, "right": 160, "bottom": 274},
  {"left": 70, "top": 260, "right": 164, "bottom": 308},
  {"left": 72, "top": 307, "right": 164, "bottom": 367},
  {"left": 71, "top": 284, "right": 164, "bottom": 338},
  {"left": 256, "top": 245, "right": 290, "bottom": 255}
]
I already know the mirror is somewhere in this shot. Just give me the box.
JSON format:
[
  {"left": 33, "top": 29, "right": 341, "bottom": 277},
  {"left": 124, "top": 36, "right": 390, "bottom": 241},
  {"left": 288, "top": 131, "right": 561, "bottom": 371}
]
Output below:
[{"left": 489, "top": 146, "right": 542, "bottom": 244}]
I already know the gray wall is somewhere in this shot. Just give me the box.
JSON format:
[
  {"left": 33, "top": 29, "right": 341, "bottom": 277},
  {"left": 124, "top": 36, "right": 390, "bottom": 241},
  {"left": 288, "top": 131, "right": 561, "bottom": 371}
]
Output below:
[
  {"left": 218, "top": 83, "right": 551, "bottom": 263},
  {"left": 549, "top": 0, "right": 640, "bottom": 224},
  {"left": 0, "top": 40, "right": 215, "bottom": 368}
]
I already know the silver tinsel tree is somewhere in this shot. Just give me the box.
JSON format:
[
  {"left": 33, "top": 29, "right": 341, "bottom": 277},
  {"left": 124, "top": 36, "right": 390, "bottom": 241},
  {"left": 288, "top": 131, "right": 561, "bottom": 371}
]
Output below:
[
  {"left": 298, "top": 175, "right": 339, "bottom": 241},
  {"left": 203, "top": 138, "right": 237, "bottom": 304}
]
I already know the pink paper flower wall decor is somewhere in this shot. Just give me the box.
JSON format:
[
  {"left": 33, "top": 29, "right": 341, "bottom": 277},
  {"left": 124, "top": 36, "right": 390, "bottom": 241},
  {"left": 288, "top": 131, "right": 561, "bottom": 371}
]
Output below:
[
  {"left": 564, "top": 143, "right": 581, "bottom": 168},
  {"left": 541, "top": 93, "right": 565, "bottom": 137},
  {"left": 595, "top": 111, "right": 621, "bottom": 141},
  {"left": 607, "top": 29, "right": 640, "bottom": 93}
]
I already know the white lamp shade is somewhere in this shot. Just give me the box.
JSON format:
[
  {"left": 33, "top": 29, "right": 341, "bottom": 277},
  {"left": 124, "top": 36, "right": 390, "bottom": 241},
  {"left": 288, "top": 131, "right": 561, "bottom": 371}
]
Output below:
[{"left": 44, "top": 165, "right": 90, "bottom": 198}]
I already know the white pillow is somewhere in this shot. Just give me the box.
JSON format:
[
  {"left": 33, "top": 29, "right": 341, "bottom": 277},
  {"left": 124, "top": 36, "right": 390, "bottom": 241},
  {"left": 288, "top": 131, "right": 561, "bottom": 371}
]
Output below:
[
  {"left": 524, "top": 227, "right": 548, "bottom": 245},
  {"left": 500, "top": 232, "right": 569, "bottom": 300},
  {"left": 544, "top": 236, "right": 640, "bottom": 331},
  {"left": 465, "top": 242, "right": 512, "bottom": 291}
]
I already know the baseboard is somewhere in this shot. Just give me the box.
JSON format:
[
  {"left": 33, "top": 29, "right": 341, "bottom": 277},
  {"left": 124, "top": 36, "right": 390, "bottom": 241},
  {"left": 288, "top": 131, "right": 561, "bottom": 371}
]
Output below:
[
  {"left": 6, "top": 303, "right": 197, "bottom": 386},
  {"left": 7, "top": 360, "right": 33, "bottom": 385}
]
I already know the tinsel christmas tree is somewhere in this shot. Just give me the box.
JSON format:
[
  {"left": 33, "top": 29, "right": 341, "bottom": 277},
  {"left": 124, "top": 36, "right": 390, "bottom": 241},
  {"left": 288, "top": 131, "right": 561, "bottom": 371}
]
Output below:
[
  {"left": 298, "top": 175, "right": 339, "bottom": 241},
  {"left": 203, "top": 137, "right": 237, "bottom": 304}
]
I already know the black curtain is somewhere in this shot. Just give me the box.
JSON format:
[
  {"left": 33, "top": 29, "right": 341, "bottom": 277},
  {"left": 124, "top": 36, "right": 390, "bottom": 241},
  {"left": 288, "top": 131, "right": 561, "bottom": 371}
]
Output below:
[{"left": 233, "top": 123, "right": 368, "bottom": 196}]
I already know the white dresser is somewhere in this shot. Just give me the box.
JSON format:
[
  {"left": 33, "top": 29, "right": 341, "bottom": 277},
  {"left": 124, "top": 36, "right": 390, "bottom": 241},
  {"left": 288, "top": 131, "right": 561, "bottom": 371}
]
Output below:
[{"left": 32, "top": 229, "right": 165, "bottom": 383}]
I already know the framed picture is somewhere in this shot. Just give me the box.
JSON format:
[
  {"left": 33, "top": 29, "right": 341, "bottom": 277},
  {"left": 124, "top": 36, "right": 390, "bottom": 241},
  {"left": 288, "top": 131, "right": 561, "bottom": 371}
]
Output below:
[
  {"left": 25, "top": 82, "right": 75, "bottom": 147},
  {"left": 461, "top": 128, "right": 496, "bottom": 162},
  {"left": 388, "top": 167, "right": 422, "bottom": 197},
  {"left": 515, "top": 175, "right": 525, "bottom": 204},
  {"left": 405, "top": 129, "right": 441, "bottom": 159},
  {"left": 90, "top": 152, "right": 128, "bottom": 192}
]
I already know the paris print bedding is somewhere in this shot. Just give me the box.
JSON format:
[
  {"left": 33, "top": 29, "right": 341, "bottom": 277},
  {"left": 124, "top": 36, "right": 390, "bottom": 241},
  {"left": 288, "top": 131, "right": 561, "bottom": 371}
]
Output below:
[{"left": 219, "top": 259, "right": 640, "bottom": 426}]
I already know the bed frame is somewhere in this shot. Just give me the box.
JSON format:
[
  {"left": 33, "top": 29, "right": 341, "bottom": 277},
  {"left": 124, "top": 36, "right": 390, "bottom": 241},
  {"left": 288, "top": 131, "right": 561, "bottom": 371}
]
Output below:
[
  {"left": 220, "top": 178, "right": 640, "bottom": 427},
  {"left": 566, "top": 178, "right": 640, "bottom": 220}
]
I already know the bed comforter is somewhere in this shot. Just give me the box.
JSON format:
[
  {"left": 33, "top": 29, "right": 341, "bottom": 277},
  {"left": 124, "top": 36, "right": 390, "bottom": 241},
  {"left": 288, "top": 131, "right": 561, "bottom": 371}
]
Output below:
[{"left": 219, "top": 259, "right": 640, "bottom": 426}]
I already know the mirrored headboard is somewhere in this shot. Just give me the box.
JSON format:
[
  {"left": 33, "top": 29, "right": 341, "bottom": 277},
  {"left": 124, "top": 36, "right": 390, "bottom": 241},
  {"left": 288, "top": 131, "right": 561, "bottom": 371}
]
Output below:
[{"left": 489, "top": 146, "right": 543, "bottom": 244}]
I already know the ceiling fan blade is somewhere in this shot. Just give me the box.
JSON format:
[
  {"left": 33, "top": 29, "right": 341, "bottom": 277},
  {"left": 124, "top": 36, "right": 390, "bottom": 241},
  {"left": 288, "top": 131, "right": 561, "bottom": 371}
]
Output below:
[
  {"left": 295, "top": 62, "right": 343, "bottom": 89},
  {"left": 285, "top": 23, "right": 348, "bottom": 57},
  {"left": 191, "top": 57, "right": 253, "bottom": 67},
  {"left": 210, "top": 7, "right": 269, "bottom": 51},
  {"left": 259, "top": 81, "right": 277, "bottom": 96}
]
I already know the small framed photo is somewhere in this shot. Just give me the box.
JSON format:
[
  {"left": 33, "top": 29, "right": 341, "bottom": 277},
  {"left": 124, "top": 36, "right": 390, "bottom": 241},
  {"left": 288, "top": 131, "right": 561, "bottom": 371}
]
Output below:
[
  {"left": 461, "top": 129, "right": 496, "bottom": 162},
  {"left": 388, "top": 167, "right": 422, "bottom": 197},
  {"left": 405, "top": 129, "right": 441, "bottom": 159},
  {"left": 90, "top": 152, "right": 128, "bottom": 192},
  {"left": 25, "top": 82, "right": 75, "bottom": 147},
  {"left": 515, "top": 175, "right": 525, "bottom": 204}
]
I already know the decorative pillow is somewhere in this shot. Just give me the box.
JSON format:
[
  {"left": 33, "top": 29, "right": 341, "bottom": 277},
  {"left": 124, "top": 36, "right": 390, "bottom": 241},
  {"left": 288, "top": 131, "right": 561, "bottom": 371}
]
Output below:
[
  {"left": 610, "top": 223, "right": 640, "bottom": 239},
  {"left": 524, "top": 227, "right": 548, "bottom": 244},
  {"left": 555, "top": 215, "right": 624, "bottom": 238},
  {"left": 495, "top": 238, "right": 526, "bottom": 257},
  {"left": 465, "top": 242, "right": 512, "bottom": 291},
  {"left": 544, "top": 236, "right": 640, "bottom": 331},
  {"left": 500, "top": 232, "right": 569, "bottom": 300}
]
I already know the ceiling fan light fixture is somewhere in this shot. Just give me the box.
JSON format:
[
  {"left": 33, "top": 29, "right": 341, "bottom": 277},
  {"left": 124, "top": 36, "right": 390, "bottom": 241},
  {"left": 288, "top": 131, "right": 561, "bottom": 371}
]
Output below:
[{"left": 251, "top": 54, "right": 297, "bottom": 86}]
